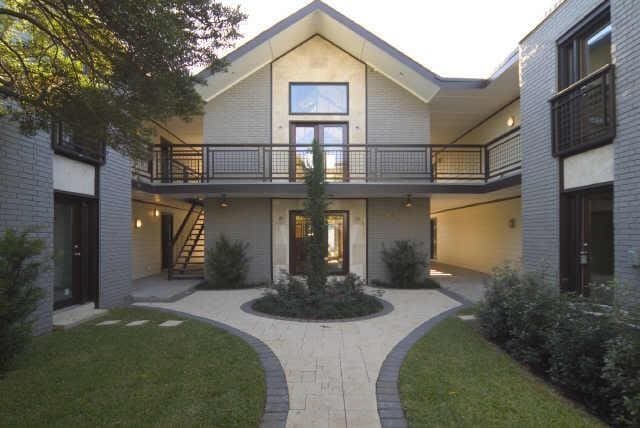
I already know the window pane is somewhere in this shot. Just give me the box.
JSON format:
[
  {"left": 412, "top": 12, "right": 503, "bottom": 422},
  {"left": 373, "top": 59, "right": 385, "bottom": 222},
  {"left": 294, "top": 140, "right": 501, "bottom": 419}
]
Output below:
[
  {"left": 326, "top": 214, "right": 345, "bottom": 274},
  {"left": 291, "top": 84, "right": 348, "bottom": 114},
  {"left": 586, "top": 24, "right": 611, "bottom": 74}
]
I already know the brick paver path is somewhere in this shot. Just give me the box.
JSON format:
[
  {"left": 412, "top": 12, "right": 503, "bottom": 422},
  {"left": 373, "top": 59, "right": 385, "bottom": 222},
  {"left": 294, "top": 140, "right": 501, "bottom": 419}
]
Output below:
[{"left": 141, "top": 288, "right": 460, "bottom": 428}]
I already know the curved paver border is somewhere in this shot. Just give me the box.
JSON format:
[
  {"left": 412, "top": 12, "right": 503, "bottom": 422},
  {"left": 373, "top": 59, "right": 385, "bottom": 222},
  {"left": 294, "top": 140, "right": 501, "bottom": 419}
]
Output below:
[
  {"left": 241, "top": 296, "right": 394, "bottom": 323},
  {"left": 376, "top": 288, "right": 473, "bottom": 428},
  {"left": 135, "top": 305, "right": 288, "bottom": 428}
]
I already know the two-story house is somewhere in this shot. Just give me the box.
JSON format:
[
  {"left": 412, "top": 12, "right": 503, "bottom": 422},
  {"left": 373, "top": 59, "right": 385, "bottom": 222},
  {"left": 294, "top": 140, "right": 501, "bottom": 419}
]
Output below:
[{"left": 1, "top": 0, "right": 638, "bottom": 335}]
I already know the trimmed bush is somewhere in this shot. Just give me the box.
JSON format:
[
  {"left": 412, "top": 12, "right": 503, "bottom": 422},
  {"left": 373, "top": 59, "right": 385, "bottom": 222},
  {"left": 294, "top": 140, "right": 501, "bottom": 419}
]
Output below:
[
  {"left": 0, "top": 229, "right": 46, "bottom": 373},
  {"left": 373, "top": 240, "right": 438, "bottom": 289},
  {"left": 203, "top": 235, "right": 250, "bottom": 289},
  {"left": 478, "top": 265, "right": 640, "bottom": 426},
  {"left": 253, "top": 273, "right": 383, "bottom": 320},
  {"left": 602, "top": 333, "right": 640, "bottom": 427},
  {"left": 479, "top": 265, "right": 563, "bottom": 368}
]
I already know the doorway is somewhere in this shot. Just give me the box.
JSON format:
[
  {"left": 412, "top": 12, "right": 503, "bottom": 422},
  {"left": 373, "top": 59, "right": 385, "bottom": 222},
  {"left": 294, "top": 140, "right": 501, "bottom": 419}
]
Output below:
[
  {"left": 161, "top": 213, "right": 174, "bottom": 269},
  {"left": 290, "top": 211, "right": 348, "bottom": 275},
  {"left": 290, "top": 123, "right": 348, "bottom": 182},
  {"left": 560, "top": 185, "right": 613, "bottom": 294},
  {"left": 53, "top": 193, "right": 98, "bottom": 309}
]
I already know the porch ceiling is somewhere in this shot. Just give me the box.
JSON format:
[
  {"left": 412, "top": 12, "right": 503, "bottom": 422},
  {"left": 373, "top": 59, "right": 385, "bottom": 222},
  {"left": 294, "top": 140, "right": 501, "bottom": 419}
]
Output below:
[{"left": 430, "top": 185, "right": 521, "bottom": 213}]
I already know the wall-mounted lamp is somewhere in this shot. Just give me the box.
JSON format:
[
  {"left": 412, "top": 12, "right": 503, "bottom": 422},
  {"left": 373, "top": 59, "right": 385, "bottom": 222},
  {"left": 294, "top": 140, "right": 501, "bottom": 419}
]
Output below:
[
  {"left": 508, "top": 218, "right": 516, "bottom": 229},
  {"left": 135, "top": 218, "right": 143, "bottom": 229},
  {"left": 403, "top": 194, "right": 412, "bottom": 208},
  {"left": 154, "top": 208, "right": 160, "bottom": 217},
  {"left": 506, "top": 116, "right": 515, "bottom": 127},
  {"left": 220, "top": 194, "right": 230, "bottom": 208}
]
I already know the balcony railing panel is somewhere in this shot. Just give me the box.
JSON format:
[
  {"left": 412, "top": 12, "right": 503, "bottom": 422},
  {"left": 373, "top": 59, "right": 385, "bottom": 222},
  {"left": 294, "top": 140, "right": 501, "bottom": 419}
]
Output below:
[
  {"left": 551, "top": 64, "right": 615, "bottom": 157},
  {"left": 133, "top": 134, "right": 521, "bottom": 185}
]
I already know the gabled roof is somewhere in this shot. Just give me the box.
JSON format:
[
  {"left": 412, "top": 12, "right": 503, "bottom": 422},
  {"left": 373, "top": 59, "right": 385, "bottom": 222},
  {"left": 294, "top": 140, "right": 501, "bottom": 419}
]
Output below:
[{"left": 195, "top": 0, "right": 493, "bottom": 103}]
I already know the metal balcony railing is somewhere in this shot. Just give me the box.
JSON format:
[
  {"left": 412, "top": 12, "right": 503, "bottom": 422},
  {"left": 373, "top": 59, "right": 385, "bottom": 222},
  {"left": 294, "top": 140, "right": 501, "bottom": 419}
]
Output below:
[
  {"left": 551, "top": 64, "right": 615, "bottom": 157},
  {"left": 132, "top": 131, "right": 521, "bottom": 184}
]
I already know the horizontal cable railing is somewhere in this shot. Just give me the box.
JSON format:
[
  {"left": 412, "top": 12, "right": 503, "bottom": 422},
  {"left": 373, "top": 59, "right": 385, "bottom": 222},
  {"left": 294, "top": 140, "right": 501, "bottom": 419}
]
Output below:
[
  {"left": 132, "top": 135, "right": 521, "bottom": 184},
  {"left": 551, "top": 64, "right": 615, "bottom": 157}
]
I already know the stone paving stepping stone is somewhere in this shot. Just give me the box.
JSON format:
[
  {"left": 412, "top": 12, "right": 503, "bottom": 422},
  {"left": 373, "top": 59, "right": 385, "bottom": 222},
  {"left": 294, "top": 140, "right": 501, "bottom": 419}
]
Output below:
[
  {"left": 158, "top": 320, "right": 184, "bottom": 327},
  {"left": 96, "top": 320, "right": 120, "bottom": 326},
  {"left": 458, "top": 314, "right": 477, "bottom": 321},
  {"left": 125, "top": 320, "right": 149, "bottom": 326}
]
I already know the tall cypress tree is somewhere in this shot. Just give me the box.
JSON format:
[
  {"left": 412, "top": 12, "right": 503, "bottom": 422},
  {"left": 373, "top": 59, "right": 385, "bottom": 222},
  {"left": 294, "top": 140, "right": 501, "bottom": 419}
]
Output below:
[{"left": 303, "top": 139, "right": 328, "bottom": 291}]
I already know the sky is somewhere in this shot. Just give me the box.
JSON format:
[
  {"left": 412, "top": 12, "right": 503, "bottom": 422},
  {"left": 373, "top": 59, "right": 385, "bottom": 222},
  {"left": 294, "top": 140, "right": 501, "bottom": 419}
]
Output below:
[{"left": 218, "top": 0, "right": 560, "bottom": 78}]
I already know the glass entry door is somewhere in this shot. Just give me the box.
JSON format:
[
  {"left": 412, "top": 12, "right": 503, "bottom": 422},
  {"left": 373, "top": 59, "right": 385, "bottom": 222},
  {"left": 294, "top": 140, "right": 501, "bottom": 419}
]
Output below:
[
  {"left": 290, "top": 211, "right": 348, "bottom": 275},
  {"left": 54, "top": 194, "right": 97, "bottom": 309},
  {"left": 290, "top": 123, "right": 347, "bottom": 181},
  {"left": 560, "top": 186, "right": 613, "bottom": 294}
]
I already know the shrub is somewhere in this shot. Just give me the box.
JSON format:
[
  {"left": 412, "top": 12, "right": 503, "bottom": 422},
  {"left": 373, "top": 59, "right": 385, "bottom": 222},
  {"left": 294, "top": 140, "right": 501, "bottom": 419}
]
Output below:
[
  {"left": 547, "top": 304, "right": 619, "bottom": 414},
  {"left": 375, "top": 240, "right": 433, "bottom": 289},
  {"left": 0, "top": 229, "right": 46, "bottom": 372},
  {"left": 602, "top": 332, "right": 640, "bottom": 427},
  {"left": 203, "top": 235, "right": 250, "bottom": 289},
  {"left": 253, "top": 273, "right": 383, "bottom": 320},
  {"left": 478, "top": 265, "right": 563, "bottom": 368}
]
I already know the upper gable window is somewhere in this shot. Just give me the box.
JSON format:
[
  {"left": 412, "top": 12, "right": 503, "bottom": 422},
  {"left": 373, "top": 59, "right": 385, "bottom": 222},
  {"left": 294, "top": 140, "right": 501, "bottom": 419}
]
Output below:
[
  {"left": 290, "top": 83, "right": 348, "bottom": 114},
  {"left": 558, "top": 5, "right": 611, "bottom": 90}
]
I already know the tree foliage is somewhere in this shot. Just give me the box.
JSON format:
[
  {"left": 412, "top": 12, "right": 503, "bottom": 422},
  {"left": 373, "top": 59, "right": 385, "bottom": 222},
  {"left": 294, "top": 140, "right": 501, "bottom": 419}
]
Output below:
[
  {"left": 303, "top": 138, "right": 328, "bottom": 290},
  {"left": 0, "top": 0, "right": 245, "bottom": 157}
]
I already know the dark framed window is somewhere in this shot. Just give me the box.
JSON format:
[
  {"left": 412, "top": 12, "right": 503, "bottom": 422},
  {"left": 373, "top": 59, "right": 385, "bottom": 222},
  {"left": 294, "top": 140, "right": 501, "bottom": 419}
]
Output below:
[
  {"left": 289, "top": 83, "right": 348, "bottom": 115},
  {"left": 558, "top": 5, "right": 611, "bottom": 89},
  {"left": 289, "top": 210, "right": 349, "bottom": 275},
  {"left": 51, "top": 122, "right": 106, "bottom": 165},
  {"left": 551, "top": 2, "right": 614, "bottom": 157}
]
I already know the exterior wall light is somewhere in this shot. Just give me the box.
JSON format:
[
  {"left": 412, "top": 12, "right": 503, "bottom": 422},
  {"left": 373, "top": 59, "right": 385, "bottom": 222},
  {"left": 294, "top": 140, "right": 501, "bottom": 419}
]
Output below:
[
  {"left": 403, "top": 194, "right": 412, "bottom": 208},
  {"left": 135, "top": 219, "right": 143, "bottom": 229},
  {"left": 220, "top": 194, "right": 230, "bottom": 208},
  {"left": 506, "top": 116, "right": 515, "bottom": 127},
  {"left": 154, "top": 208, "right": 160, "bottom": 217}
]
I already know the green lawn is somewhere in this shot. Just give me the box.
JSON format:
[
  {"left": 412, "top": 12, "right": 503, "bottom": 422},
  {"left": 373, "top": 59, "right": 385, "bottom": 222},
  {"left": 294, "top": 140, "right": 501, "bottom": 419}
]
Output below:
[
  {"left": 399, "top": 317, "right": 604, "bottom": 428},
  {"left": 0, "top": 308, "right": 265, "bottom": 428}
]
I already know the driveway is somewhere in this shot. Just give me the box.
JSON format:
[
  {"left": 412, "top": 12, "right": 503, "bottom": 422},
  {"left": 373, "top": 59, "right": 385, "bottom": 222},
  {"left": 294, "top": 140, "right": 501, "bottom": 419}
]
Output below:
[{"left": 140, "top": 287, "right": 460, "bottom": 428}]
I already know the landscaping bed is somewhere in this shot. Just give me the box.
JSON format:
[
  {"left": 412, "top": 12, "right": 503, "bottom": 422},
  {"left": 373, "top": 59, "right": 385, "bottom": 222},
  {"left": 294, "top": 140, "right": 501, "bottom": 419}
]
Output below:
[
  {"left": 0, "top": 308, "right": 266, "bottom": 427},
  {"left": 399, "top": 316, "right": 603, "bottom": 427}
]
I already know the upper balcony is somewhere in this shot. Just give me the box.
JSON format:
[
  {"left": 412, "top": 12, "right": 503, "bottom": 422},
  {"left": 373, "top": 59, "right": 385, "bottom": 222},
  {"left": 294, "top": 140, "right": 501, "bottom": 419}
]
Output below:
[
  {"left": 132, "top": 128, "right": 521, "bottom": 196},
  {"left": 551, "top": 65, "right": 615, "bottom": 157}
]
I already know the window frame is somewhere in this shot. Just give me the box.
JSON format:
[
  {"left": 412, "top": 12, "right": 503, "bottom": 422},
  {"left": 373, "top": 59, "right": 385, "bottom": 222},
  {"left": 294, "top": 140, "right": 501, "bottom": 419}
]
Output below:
[
  {"left": 51, "top": 122, "right": 106, "bottom": 165},
  {"left": 289, "top": 82, "right": 349, "bottom": 116},
  {"left": 557, "top": 2, "right": 611, "bottom": 90}
]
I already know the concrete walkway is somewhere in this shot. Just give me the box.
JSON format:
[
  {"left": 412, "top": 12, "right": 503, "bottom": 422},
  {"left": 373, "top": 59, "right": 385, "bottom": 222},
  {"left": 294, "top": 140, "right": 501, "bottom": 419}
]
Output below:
[
  {"left": 132, "top": 274, "right": 201, "bottom": 302},
  {"left": 430, "top": 262, "right": 489, "bottom": 303},
  {"left": 139, "top": 288, "right": 460, "bottom": 428}
]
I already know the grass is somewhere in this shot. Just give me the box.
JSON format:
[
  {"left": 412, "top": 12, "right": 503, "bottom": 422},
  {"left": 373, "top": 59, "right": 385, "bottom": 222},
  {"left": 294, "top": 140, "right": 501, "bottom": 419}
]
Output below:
[
  {"left": 399, "top": 317, "right": 604, "bottom": 428},
  {"left": 0, "top": 308, "right": 265, "bottom": 428}
]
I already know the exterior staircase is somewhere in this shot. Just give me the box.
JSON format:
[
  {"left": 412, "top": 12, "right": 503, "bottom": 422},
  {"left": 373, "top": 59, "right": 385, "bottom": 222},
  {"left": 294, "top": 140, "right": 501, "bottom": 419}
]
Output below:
[{"left": 169, "top": 205, "right": 205, "bottom": 279}]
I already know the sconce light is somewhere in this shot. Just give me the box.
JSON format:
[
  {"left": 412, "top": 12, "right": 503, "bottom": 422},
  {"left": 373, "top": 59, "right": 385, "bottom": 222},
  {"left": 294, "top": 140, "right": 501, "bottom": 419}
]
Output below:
[
  {"left": 135, "top": 218, "right": 143, "bottom": 229},
  {"left": 508, "top": 218, "right": 516, "bottom": 229},
  {"left": 219, "top": 194, "right": 230, "bottom": 208},
  {"left": 403, "top": 194, "right": 412, "bottom": 208},
  {"left": 154, "top": 208, "right": 160, "bottom": 217},
  {"left": 506, "top": 116, "right": 515, "bottom": 127}
]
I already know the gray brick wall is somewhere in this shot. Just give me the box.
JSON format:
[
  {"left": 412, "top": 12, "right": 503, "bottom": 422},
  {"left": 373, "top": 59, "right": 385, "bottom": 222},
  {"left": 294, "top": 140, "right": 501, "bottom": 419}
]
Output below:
[
  {"left": 203, "top": 64, "right": 271, "bottom": 145},
  {"left": 366, "top": 68, "right": 430, "bottom": 145},
  {"left": 367, "top": 198, "right": 430, "bottom": 283},
  {"left": 99, "top": 148, "right": 132, "bottom": 307},
  {"left": 204, "top": 198, "right": 271, "bottom": 284},
  {"left": 0, "top": 119, "right": 54, "bottom": 335},
  {"left": 519, "top": 0, "right": 602, "bottom": 279},
  {"left": 611, "top": 0, "right": 640, "bottom": 297}
]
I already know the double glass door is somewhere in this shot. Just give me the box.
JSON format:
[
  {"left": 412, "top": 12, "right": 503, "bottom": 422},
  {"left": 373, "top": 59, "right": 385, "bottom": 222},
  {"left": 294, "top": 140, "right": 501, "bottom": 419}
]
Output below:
[
  {"left": 290, "top": 211, "right": 348, "bottom": 275},
  {"left": 54, "top": 194, "right": 97, "bottom": 309},
  {"left": 290, "top": 123, "right": 347, "bottom": 181},
  {"left": 560, "top": 186, "right": 614, "bottom": 294}
]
